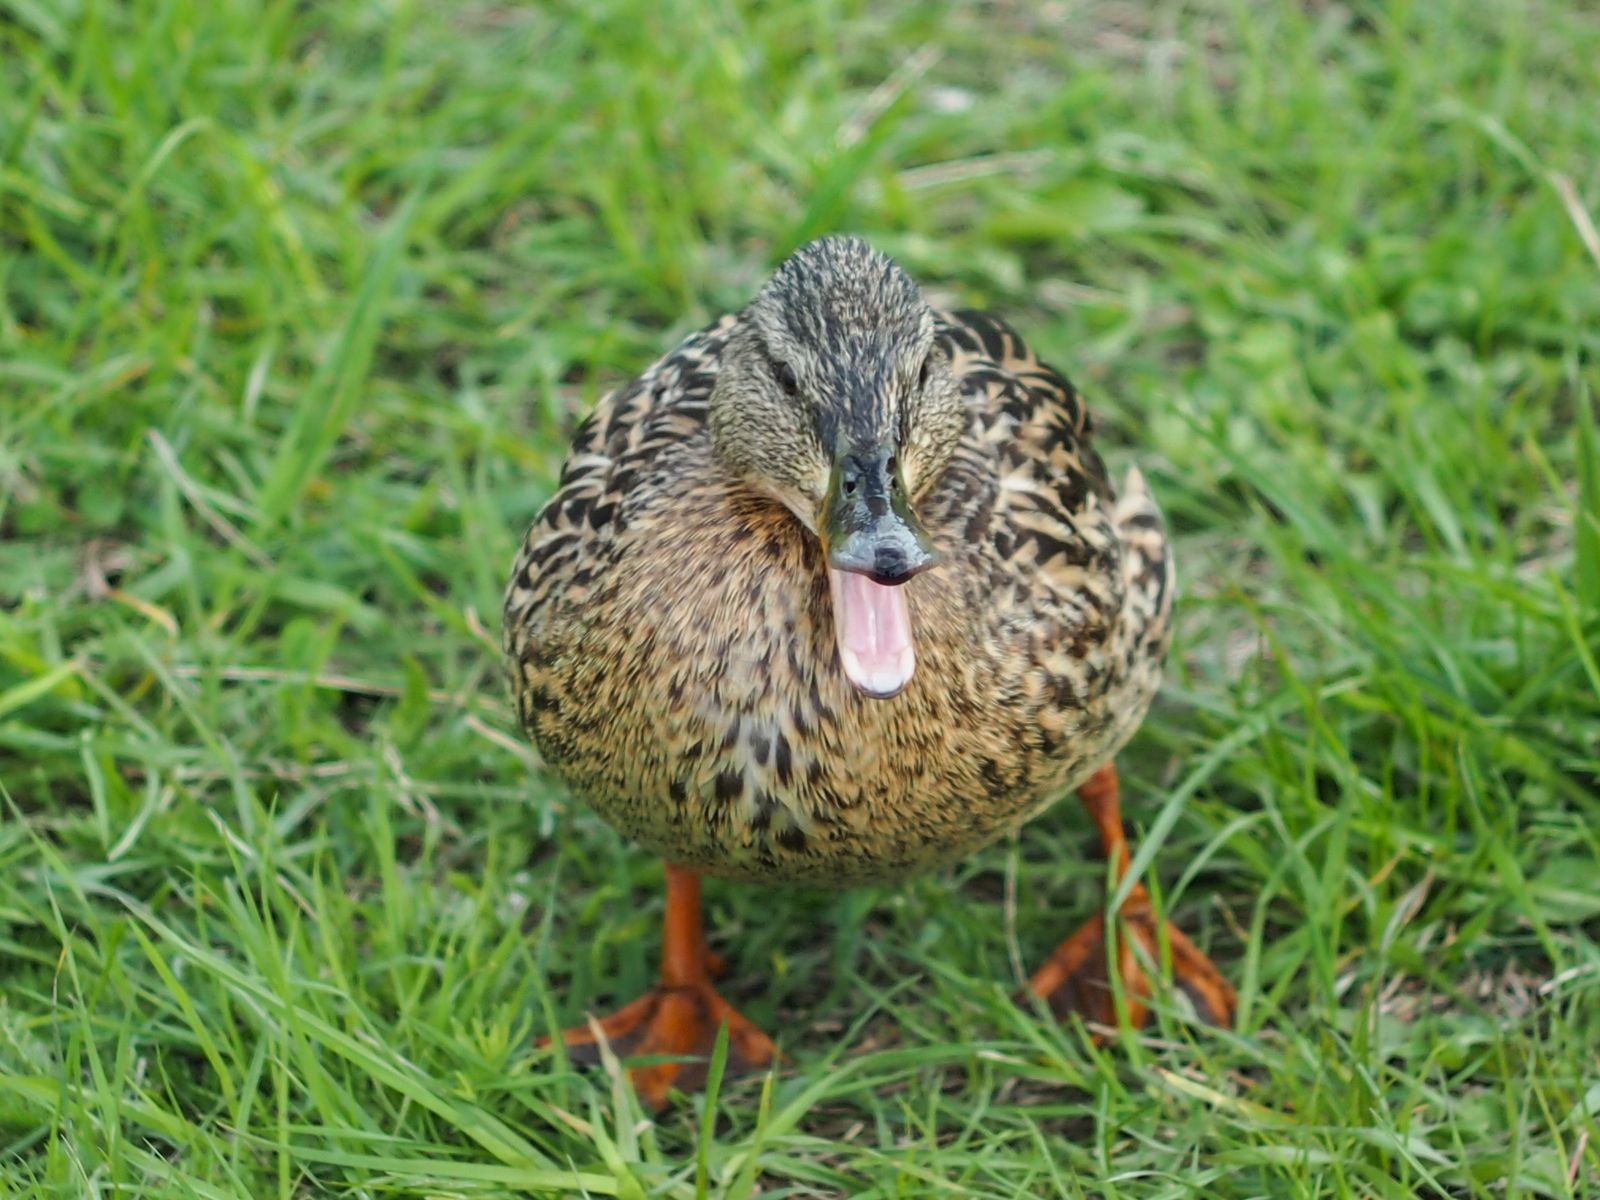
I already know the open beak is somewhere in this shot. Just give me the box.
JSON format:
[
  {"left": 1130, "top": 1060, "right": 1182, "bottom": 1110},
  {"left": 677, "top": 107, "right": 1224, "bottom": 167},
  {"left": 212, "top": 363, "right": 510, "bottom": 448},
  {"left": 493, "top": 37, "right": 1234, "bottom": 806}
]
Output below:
[{"left": 819, "top": 447, "right": 937, "bottom": 698}]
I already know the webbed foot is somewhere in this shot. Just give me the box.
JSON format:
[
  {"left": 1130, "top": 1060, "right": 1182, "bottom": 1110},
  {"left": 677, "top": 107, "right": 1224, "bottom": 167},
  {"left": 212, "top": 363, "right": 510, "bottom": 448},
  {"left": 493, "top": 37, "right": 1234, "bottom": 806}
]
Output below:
[
  {"left": 1027, "top": 764, "right": 1236, "bottom": 1031},
  {"left": 540, "top": 864, "right": 776, "bottom": 1110},
  {"left": 546, "top": 981, "right": 777, "bottom": 1110},
  {"left": 1027, "top": 900, "right": 1237, "bottom": 1029}
]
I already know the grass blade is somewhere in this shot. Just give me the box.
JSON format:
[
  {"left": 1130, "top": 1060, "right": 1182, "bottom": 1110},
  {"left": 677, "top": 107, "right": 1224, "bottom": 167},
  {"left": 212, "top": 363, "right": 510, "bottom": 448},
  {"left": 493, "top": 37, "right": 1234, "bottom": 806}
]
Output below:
[
  {"left": 255, "top": 187, "right": 422, "bottom": 530},
  {"left": 695, "top": 1018, "right": 731, "bottom": 1200},
  {"left": 1575, "top": 373, "right": 1600, "bottom": 606}
]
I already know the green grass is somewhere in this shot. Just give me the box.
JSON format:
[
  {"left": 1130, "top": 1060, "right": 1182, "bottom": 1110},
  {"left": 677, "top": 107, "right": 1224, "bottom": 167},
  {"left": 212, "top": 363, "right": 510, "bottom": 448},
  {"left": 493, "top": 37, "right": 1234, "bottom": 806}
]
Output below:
[{"left": 3, "top": 0, "right": 1599, "bottom": 1195}]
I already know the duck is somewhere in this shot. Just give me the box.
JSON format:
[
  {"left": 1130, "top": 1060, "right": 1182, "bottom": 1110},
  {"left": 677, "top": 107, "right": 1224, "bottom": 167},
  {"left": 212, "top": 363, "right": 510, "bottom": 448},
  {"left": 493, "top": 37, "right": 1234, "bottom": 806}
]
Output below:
[{"left": 502, "top": 235, "right": 1235, "bottom": 1109}]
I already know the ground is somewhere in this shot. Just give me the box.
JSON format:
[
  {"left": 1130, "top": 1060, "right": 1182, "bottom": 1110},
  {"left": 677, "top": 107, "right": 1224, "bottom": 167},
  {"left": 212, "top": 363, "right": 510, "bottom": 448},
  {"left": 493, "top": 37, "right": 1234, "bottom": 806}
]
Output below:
[{"left": 1, "top": 1, "right": 1599, "bottom": 1197}]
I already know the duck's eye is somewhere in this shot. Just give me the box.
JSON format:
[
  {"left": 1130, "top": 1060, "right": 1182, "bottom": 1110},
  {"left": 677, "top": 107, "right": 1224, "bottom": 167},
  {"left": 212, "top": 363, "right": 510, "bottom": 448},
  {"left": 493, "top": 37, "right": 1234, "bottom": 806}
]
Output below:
[
  {"left": 917, "top": 353, "right": 932, "bottom": 391},
  {"left": 773, "top": 360, "right": 799, "bottom": 396}
]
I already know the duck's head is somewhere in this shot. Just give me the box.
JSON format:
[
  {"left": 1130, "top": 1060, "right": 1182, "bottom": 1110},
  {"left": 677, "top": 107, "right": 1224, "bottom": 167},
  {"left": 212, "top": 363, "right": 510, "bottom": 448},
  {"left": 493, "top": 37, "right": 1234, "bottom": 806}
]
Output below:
[{"left": 709, "top": 236, "right": 967, "bottom": 699}]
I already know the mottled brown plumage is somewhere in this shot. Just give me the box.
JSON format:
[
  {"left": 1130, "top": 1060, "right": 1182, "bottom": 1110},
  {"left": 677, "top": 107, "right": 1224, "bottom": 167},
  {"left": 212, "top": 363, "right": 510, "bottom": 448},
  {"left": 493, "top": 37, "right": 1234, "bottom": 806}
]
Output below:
[
  {"left": 504, "top": 254, "right": 1170, "bottom": 885},
  {"left": 503, "top": 238, "right": 1228, "bottom": 1106}
]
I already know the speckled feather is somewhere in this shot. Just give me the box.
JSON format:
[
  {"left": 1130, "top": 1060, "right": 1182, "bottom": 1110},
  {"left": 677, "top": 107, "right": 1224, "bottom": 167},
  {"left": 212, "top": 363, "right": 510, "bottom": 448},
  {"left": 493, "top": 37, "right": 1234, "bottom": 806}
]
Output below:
[{"left": 503, "top": 309, "right": 1173, "bottom": 887}]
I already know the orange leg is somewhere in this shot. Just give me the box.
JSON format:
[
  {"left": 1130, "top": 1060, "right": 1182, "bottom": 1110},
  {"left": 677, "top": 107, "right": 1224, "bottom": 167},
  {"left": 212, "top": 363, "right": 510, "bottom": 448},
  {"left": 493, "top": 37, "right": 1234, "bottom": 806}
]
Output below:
[
  {"left": 1028, "top": 764, "right": 1236, "bottom": 1030},
  {"left": 540, "top": 864, "right": 777, "bottom": 1110}
]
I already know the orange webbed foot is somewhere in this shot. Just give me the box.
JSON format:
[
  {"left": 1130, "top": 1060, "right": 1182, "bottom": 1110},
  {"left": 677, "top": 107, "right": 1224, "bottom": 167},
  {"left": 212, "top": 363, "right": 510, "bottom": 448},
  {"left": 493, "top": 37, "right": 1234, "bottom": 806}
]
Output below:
[
  {"left": 540, "top": 864, "right": 776, "bottom": 1110},
  {"left": 1026, "top": 897, "right": 1237, "bottom": 1030},
  {"left": 1027, "top": 763, "right": 1236, "bottom": 1033},
  {"left": 542, "top": 982, "right": 777, "bottom": 1110}
]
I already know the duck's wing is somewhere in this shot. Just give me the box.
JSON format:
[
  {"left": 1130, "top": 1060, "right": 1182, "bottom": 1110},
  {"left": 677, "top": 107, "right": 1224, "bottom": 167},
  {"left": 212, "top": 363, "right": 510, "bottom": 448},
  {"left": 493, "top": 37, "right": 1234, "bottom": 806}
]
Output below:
[
  {"left": 503, "top": 315, "right": 735, "bottom": 720},
  {"left": 932, "top": 309, "right": 1118, "bottom": 586},
  {"left": 931, "top": 309, "right": 1173, "bottom": 701}
]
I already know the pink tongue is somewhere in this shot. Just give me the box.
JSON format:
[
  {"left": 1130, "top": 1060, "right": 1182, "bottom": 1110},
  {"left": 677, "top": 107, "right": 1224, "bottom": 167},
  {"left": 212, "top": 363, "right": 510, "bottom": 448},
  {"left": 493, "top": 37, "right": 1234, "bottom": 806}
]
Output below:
[{"left": 829, "top": 568, "right": 916, "bottom": 698}]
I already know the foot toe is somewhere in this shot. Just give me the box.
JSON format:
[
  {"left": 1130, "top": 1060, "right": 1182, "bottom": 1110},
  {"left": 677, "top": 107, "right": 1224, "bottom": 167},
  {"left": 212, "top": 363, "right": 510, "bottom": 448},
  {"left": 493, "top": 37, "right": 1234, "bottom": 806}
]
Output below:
[
  {"left": 1028, "top": 909, "right": 1234, "bottom": 1032},
  {"left": 1156, "top": 918, "right": 1237, "bottom": 1028},
  {"left": 539, "top": 984, "right": 777, "bottom": 1109}
]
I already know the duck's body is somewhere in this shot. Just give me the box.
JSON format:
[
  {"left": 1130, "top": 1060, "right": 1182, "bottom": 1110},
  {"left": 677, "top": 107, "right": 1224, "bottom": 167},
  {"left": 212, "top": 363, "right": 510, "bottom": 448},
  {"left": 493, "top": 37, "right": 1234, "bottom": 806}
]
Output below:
[
  {"left": 505, "top": 238, "right": 1230, "bottom": 1109},
  {"left": 504, "top": 311, "right": 1171, "bottom": 886}
]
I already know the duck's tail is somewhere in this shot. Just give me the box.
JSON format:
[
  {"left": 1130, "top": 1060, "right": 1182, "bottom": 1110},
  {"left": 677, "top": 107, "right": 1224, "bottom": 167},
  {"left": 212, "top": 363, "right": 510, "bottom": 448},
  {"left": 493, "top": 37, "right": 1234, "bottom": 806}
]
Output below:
[{"left": 1112, "top": 464, "right": 1176, "bottom": 670}]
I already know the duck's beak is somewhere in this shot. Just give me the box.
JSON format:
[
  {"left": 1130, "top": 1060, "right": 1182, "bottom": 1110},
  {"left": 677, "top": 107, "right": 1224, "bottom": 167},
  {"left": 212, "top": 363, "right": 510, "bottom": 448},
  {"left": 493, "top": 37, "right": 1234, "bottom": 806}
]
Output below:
[{"left": 819, "top": 447, "right": 937, "bottom": 699}]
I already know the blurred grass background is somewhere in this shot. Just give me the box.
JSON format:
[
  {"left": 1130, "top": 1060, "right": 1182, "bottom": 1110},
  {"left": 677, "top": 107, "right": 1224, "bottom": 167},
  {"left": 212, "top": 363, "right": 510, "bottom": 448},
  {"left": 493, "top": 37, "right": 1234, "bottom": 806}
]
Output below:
[{"left": 2, "top": 0, "right": 1599, "bottom": 1196}]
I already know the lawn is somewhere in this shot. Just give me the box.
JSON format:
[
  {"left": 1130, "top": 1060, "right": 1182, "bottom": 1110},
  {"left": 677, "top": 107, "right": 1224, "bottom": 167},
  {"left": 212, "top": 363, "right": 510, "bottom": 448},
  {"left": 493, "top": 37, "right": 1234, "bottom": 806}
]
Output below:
[{"left": 3, "top": 0, "right": 1599, "bottom": 1195}]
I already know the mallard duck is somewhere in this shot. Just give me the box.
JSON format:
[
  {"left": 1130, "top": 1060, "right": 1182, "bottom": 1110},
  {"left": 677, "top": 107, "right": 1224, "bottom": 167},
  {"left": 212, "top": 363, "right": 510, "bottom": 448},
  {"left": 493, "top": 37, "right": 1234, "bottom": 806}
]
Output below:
[{"left": 503, "top": 236, "right": 1235, "bottom": 1108}]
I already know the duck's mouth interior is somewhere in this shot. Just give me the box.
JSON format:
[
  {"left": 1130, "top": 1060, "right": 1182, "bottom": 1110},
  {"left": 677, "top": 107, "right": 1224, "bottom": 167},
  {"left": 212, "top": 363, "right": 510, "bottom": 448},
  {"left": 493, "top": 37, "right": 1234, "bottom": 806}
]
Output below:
[{"left": 829, "top": 568, "right": 915, "bottom": 698}]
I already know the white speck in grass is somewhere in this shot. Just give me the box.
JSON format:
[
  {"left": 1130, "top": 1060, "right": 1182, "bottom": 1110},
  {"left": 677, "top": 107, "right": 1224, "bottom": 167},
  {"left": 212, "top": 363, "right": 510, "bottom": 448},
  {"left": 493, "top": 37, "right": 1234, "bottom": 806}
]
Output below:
[
  {"left": 976, "top": 1049, "right": 1026, "bottom": 1066},
  {"left": 1540, "top": 961, "right": 1599, "bottom": 996},
  {"left": 926, "top": 86, "right": 975, "bottom": 114}
]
